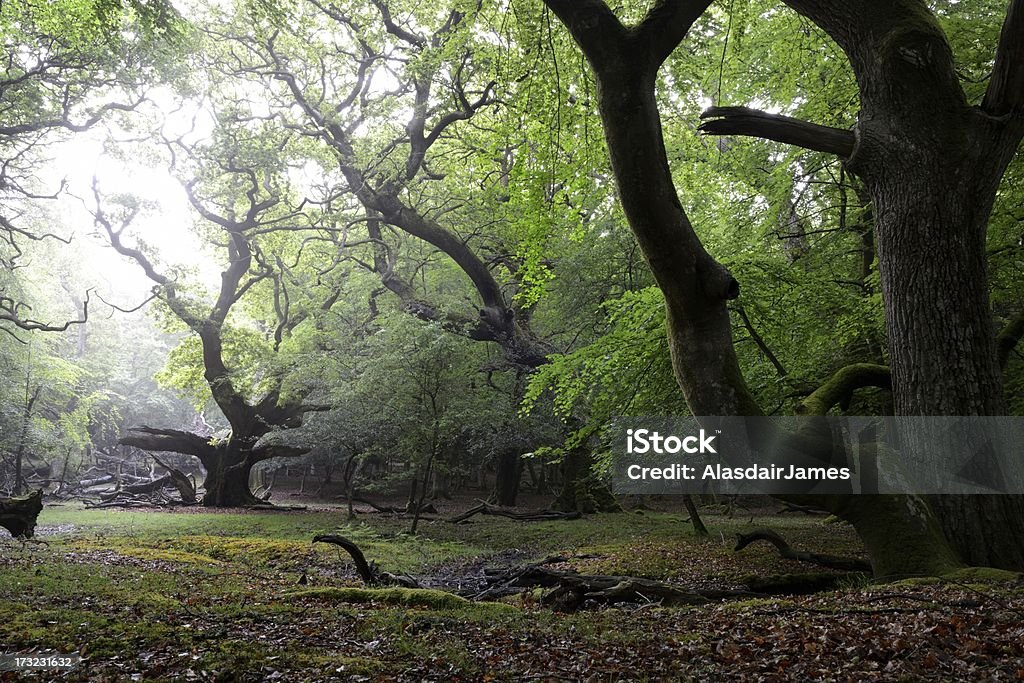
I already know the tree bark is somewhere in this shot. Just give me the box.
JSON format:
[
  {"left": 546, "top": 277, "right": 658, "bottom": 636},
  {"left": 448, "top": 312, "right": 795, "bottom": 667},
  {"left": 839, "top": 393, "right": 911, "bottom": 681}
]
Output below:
[
  {"left": 199, "top": 446, "right": 263, "bottom": 508},
  {"left": 120, "top": 427, "right": 309, "bottom": 507},
  {"left": 682, "top": 495, "right": 709, "bottom": 537},
  {"left": 491, "top": 450, "right": 522, "bottom": 507},
  {"left": 776, "top": 0, "right": 1024, "bottom": 570}
]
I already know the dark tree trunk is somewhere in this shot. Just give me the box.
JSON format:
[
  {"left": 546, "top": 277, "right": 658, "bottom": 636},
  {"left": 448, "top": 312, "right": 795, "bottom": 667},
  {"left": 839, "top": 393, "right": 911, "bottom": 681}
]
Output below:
[
  {"left": 119, "top": 428, "right": 308, "bottom": 508},
  {"left": 491, "top": 450, "right": 522, "bottom": 507},
  {"left": 200, "top": 448, "right": 263, "bottom": 508},
  {"left": 406, "top": 471, "right": 420, "bottom": 515},
  {"left": 13, "top": 385, "right": 41, "bottom": 496},
  {"left": 551, "top": 447, "right": 621, "bottom": 514},
  {"left": 682, "top": 495, "right": 709, "bottom": 537},
  {"left": 927, "top": 495, "right": 1024, "bottom": 571},
  {"left": 790, "top": 0, "right": 1024, "bottom": 570}
]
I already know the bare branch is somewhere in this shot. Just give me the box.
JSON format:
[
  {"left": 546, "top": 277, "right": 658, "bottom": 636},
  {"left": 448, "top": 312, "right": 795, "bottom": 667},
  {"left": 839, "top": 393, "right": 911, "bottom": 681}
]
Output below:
[
  {"left": 699, "top": 107, "right": 855, "bottom": 158},
  {"left": 0, "top": 290, "right": 90, "bottom": 332},
  {"left": 0, "top": 97, "right": 146, "bottom": 136},
  {"left": 368, "top": 0, "right": 425, "bottom": 46}
]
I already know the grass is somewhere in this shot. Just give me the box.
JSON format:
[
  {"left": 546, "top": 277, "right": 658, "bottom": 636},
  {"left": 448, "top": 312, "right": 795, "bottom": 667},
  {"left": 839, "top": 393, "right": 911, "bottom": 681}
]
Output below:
[{"left": 1, "top": 502, "right": 1020, "bottom": 681}]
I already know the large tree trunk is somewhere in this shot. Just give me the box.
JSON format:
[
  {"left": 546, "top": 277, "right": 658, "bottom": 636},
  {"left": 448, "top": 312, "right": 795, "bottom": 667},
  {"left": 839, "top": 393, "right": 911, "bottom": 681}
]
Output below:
[
  {"left": 819, "top": 0, "right": 1024, "bottom": 570},
  {"left": 119, "top": 428, "right": 308, "bottom": 508},
  {"left": 696, "top": 1, "right": 1024, "bottom": 571},
  {"left": 199, "top": 446, "right": 263, "bottom": 508},
  {"left": 828, "top": 495, "right": 961, "bottom": 577},
  {"left": 927, "top": 495, "right": 1024, "bottom": 570}
]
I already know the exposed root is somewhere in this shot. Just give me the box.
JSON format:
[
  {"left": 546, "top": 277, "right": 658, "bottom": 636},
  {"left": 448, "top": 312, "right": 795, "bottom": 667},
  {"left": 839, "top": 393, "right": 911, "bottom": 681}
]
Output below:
[{"left": 735, "top": 528, "right": 871, "bottom": 573}]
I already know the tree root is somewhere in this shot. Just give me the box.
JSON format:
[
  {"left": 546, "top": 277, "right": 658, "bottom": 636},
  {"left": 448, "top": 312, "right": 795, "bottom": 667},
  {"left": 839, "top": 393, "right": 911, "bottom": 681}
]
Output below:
[
  {"left": 312, "top": 534, "right": 418, "bottom": 588},
  {"left": 735, "top": 528, "right": 871, "bottom": 573}
]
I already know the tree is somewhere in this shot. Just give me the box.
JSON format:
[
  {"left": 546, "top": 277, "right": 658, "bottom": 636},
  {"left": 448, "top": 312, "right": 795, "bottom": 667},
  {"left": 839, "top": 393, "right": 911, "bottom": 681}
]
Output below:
[
  {"left": 209, "top": 0, "right": 555, "bottom": 370},
  {"left": 100, "top": 143, "right": 327, "bottom": 505},
  {"left": 542, "top": 0, "right": 1024, "bottom": 574}
]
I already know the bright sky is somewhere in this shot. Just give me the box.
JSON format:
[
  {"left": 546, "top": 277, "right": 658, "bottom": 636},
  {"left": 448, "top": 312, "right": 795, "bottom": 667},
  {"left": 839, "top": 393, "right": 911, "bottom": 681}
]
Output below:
[{"left": 43, "top": 92, "right": 220, "bottom": 310}]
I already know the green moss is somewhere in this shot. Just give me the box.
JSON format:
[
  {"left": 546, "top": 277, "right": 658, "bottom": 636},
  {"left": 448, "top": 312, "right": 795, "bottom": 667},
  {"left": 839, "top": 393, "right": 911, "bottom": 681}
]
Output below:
[
  {"left": 891, "top": 566, "right": 1023, "bottom": 587},
  {"left": 111, "top": 546, "right": 223, "bottom": 566},
  {"left": 283, "top": 587, "right": 514, "bottom": 612},
  {"left": 943, "top": 567, "right": 1022, "bottom": 582},
  {"left": 720, "top": 597, "right": 797, "bottom": 611}
]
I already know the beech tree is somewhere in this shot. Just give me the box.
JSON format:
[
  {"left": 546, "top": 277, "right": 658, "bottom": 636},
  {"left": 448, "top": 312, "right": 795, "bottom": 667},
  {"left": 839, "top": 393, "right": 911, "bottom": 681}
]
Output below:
[
  {"left": 542, "top": 0, "right": 1024, "bottom": 574},
  {"left": 209, "top": 0, "right": 556, "bottom": 371}
]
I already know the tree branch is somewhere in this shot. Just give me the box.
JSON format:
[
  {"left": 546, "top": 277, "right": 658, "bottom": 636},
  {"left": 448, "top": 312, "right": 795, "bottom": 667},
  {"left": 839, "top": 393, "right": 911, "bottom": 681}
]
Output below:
[
  {"left": 250, "top": 443, "right": 312, "bottom": 462},
  {"left": 541, "top": 0, "right": 628, "bottom": 71},
  {"left": 733, "top": 304, "right": 787, "bottom": 377},
  {"left": 119, "top": 427, "right": 214, "bottom": 459},
  {"left": 982, "top": 0, "right": 1024, "bottom": 116},
  {"left": 634, "top": 0, "right": 716, "bottom": 68},
  {"left": 797, "top": 363, "right": 891, "bottom": 415},
  {"left": 699, "top": 107, "right": 855, "bottom": 158},
  {"left": 368, "top": 0, "right": 425, "bottom": 46},
  {"left": 0, "top": 290, "right": 90, "bottom": 332}
]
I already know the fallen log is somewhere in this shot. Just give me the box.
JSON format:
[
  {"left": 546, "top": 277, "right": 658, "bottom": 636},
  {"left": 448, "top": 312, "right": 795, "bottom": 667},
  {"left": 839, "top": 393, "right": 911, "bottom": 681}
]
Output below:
[
  {"left": 121, "top": 474, "right": 171, "bottom": 495},
  {"left": 778, "top": 502, "right": 829, "bottom": 515},
  {"left": 79, "top": 474, "right": 116, "bottom": 489},
  {"left": 734, "top": 528, "right": 872, "bottom": 573},
  {"left": 0, "top": 489, "right": 44, "bottom": 538},
  {"left": 447, "top": 501, "right": 582, "bottom": 523},
  {"left": 474, "top": 565, "right": 742, "bottom": 608},
  {"left": 312, "top": 534, "right": 751, "bottom": 610},
  {"left": 349, "top": 496, "right": 434, "bottom": 515}
]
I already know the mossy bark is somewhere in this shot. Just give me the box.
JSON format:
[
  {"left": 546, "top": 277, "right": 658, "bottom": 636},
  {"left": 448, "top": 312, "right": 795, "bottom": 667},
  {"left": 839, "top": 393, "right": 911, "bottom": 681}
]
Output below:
[{"left": 828, "top": 495, "right": 962, "bottom": 578}]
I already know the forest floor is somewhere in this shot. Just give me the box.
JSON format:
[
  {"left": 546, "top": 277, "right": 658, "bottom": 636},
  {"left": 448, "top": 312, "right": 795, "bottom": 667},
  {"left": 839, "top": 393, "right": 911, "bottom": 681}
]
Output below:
[{"left": 1, "top": 497, "right": 1022, "bottom": 681}]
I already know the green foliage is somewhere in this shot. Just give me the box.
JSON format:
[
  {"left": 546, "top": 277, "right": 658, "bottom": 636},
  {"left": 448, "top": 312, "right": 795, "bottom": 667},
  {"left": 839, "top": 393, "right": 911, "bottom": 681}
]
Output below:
[{"left": 526, "top": 287, "right": 683, "bottom": 422}]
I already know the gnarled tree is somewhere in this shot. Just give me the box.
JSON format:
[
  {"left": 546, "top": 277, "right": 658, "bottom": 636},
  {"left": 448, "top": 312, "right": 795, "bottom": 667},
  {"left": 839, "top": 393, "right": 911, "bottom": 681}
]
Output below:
[{"left": 97, "top": 158, "right": 324, "bottom": 506}]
